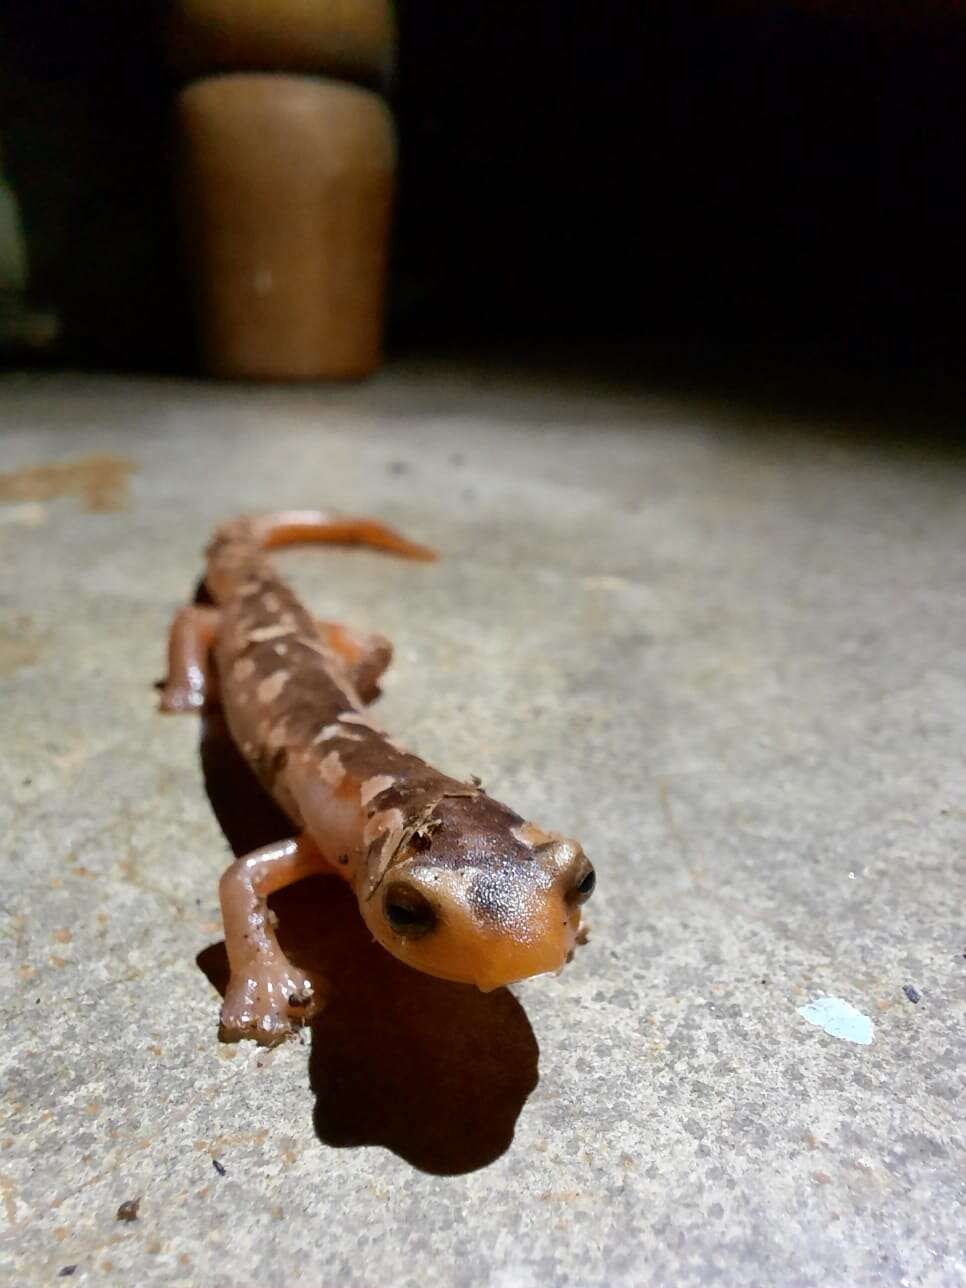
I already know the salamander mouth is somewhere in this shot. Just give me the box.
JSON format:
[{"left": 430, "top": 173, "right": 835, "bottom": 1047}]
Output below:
[
  {"left": 414, "top": 961, "right": 558, "bottom": 992},
  {"left": 407, "top": 935, "right": 576, "bottom": 993}
]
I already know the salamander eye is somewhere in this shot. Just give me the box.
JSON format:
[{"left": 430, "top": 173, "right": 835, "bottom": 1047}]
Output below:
[
  {"left": 383, "top": 883, "right": 437, "bottom": 938},
  {"left": 568, "top": 864, "right": 596, "bottom": 905}
]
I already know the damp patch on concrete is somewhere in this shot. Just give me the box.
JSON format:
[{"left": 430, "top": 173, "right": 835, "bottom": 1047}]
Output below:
[{"left": 0, "top": 454, "right": 135, "bottom": 511}]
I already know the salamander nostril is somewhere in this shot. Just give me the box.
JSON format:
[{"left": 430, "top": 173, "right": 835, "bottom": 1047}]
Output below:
[
  {"left": 568, "top": 864, "right": 596, "bottom": 905},
  {"left": 383, "top": 883, "right": 437, "bottom": 938}
]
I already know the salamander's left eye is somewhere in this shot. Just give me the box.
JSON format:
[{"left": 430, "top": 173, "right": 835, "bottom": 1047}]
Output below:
[
  {"left": 383, "top": 883, "right": 437, "bottom": 938},
  {"left": 568, "top": 864, "right": 596, "bottom": 905}
]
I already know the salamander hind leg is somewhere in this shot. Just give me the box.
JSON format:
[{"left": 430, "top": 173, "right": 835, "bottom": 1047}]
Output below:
[
  {"left": 218, "top": 834, "right": 332, "bottom": 1046},
  {"left": 159, "top": 605, "right": 221, "bottom": 713},
  {"left": 315, "top": 619, "right": 393, "bottom": 703}
]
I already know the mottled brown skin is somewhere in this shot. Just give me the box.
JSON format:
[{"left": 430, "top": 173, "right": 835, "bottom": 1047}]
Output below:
[{"left": 161, "top": 512, "right": 594, "bottom": 1045}]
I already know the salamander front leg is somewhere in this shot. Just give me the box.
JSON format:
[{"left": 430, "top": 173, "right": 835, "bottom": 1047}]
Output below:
[
  {"left": 159, "top": 605, "right": 221, "bottom": 713},
  {"left": 218, "top": 834, "right": 331, "bottom": 1046}
]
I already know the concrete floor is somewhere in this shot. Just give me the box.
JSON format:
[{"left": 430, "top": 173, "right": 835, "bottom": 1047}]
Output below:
[{"left": 1, "top": 364, "right": 964, "bottom": 1286}]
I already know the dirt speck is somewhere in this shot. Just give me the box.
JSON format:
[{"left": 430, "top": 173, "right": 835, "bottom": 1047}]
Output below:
[
  {"left": 116, "top": 1197, "right": 141, "bottom": 1222},
  {"left": 0, "top": 1175, "right": 19, "bottom": 1227},
  {"left": 0, "top": 619, "right": 42, "bottom": 677}
]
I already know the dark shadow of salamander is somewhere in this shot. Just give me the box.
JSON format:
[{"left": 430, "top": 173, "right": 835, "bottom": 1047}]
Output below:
[{"left": 195, "top": 705, "right": 540, "bottom": 1177}]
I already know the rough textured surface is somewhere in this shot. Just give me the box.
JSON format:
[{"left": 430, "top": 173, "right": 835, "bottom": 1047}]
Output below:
[{"left": 1, "top": 366, "right": 964, "bottom": 1286}]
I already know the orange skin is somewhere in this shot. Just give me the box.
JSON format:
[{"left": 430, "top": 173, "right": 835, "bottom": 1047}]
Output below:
[{"left": 160, "top": 512, "right": 594, "bottom": 1045}]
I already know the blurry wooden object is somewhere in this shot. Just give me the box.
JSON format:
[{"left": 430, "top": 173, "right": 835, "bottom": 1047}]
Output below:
[
  {"left": 169, "top": 2, "right": 395, "bottom": 381},
  {"left": 168, "top": 0, "right": 395, "bottom": 84},
  {"left": 177, "top": 75, "right": 394, "bottom": 380}
]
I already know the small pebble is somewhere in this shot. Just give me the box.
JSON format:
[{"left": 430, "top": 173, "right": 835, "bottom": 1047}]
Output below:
[
  {"left": 212, "top": 1158, "right": 226, "bottom": 1176},
  {"left": 902, "top": 985, "right": 921, "bottom": 1004},
  {"left": 58, "top": 1269, "right": 77, "bottom": 1279}
]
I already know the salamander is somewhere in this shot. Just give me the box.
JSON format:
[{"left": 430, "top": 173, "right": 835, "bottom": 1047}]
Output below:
[{"left": 160, "top": 512, "right": 595, "bottom": 1045}]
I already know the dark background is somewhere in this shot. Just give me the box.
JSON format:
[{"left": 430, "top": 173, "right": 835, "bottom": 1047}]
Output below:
[{"left": 1, "top": 1, "right": 964, "bottom": 378}]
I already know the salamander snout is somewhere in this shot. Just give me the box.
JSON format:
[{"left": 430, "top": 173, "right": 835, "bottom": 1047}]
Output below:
[{"left": 362, "top": 831, "right": 594, "bottom": 993}]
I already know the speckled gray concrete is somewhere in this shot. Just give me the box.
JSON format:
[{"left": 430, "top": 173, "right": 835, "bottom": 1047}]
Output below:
[{"left": 1, "top": 367, "right": 964, "bottom": 1287}]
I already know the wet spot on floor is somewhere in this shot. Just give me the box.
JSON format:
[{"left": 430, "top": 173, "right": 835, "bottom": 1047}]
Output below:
[{"left": 0, "top": 455, "right": 135, "bottom": 512}]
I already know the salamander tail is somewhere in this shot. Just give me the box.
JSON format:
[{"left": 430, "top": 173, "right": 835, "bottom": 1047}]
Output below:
[{"left": 205, "top": 510, "right": 436, "bottom": 601}]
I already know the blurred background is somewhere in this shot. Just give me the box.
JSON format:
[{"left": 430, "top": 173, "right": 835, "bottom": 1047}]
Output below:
[{"left": 1, "top": 0, "right": 963, "bottom": 397}]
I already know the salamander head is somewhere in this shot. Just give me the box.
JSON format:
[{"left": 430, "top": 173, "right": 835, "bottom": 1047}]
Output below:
[{"left": 359, "top": 814, "right": 595, "bottom": 992}]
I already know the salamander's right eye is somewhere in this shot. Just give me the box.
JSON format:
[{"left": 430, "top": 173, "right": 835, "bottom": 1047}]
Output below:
[
  {"left": 568, "top": 863, "right": 596, "bottom": 905},
  {"left": 383, "top": 883, "right": 437, "bottom": 938}
]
